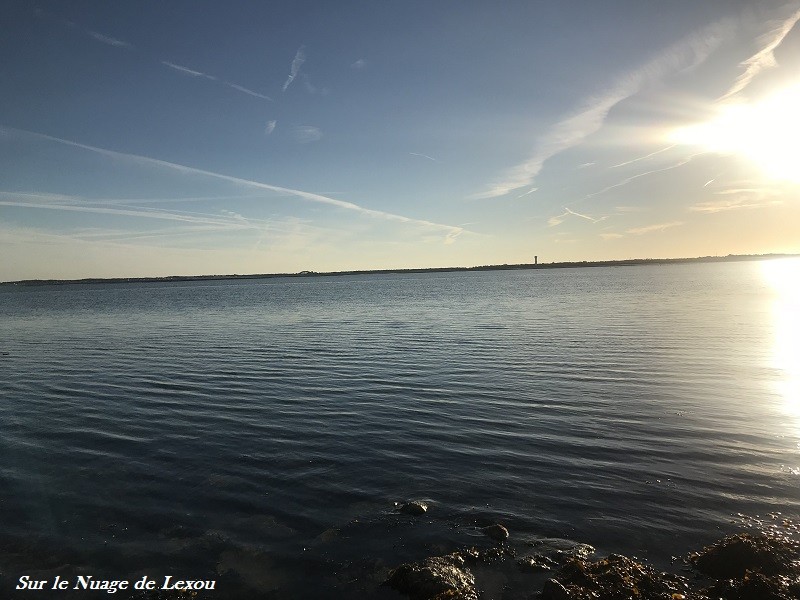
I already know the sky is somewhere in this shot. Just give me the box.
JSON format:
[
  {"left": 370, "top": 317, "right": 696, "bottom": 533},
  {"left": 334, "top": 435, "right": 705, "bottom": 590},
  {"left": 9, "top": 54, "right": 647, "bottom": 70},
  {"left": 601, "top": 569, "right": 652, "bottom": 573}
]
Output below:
[{"left": 1, "top": 0, "right": 799, "bottom": 280}]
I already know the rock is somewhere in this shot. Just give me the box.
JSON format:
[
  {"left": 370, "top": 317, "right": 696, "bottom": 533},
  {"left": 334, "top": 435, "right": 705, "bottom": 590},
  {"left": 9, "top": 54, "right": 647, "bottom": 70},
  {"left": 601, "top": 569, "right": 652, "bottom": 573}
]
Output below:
[
  {"left": 385, "top": 553, "right": 478, "bottom": 600},
  {"left": 540, "top": 578, "right": 570, "bottom": 600},
  {"left": 399, "top": 501, "right": 429, "bottom": 516},
  {"left": 547, "top": 553, "right": 689, "bottom": 600},
  {"left": 517, "top": 554, "right": 556, "bottom": 572},
  {"left": 703, "top": 571, "right": 789, "bottom": 600},
  {"left": 482, "top": 524, "right": 509, "bottom": 542},
  {"left": 690, "top": 532, "right": 800, "bottom": 578}
]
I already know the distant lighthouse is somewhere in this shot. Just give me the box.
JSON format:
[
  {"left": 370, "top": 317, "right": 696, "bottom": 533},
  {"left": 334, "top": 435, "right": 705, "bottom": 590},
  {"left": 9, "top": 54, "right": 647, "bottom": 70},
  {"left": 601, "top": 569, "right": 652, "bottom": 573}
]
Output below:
[{"left": 534, "top": 255, "right": 538, "bottom": 265}]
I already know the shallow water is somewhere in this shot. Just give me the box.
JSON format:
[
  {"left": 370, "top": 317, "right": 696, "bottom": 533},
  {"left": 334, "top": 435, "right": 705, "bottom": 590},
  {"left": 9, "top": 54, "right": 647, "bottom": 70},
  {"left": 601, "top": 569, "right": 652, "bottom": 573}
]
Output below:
[{"left": 1, "top": 260, "right": 799, "bottom": 598}]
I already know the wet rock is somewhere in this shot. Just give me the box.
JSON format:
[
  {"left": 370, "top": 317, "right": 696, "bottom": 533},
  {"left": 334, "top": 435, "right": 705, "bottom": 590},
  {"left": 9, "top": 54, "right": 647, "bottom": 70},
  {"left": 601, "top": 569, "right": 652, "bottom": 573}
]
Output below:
[
  {"left": 482, "top": 524, "right": 509, "bottom": 542},
  {"left": 385, "top": 553, "right": 478, "bottom": 600},
  {"left": 690, "top": 532, "right": 800, "bottom": 578},
  {"left": 462, "top": 545, "right": 515, "bottom": 565},
  {"left": 399, "top": 501, "right": 429, "bottom": 516},
  {"left": 546, "top": 553, "right": 689, "bottom": 600},
  {"left": 703, "top": 571, "right": 791, "bottom": 600},
  {"left": 517, "top": 554, "right": 557, "bottom": 572},
  {"left": 540, "top": 578, "right": 570, "bottom": 600},
  {"left": 527, "top": 538, "right": 596, "bottom": 566}
]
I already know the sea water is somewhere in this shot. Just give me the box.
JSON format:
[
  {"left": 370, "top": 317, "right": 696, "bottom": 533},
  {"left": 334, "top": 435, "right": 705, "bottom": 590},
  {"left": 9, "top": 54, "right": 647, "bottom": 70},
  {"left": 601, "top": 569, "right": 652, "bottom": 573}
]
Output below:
[{"left": 1, "top": 260, "right": 799, "bottom": 598}]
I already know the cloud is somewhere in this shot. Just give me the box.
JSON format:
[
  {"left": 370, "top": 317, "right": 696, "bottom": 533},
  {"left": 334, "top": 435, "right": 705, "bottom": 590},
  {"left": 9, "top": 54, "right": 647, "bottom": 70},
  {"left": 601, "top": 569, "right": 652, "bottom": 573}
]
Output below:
[
  {"left": 265, "top": 120, "right": 277, "bottom": 135},
  {"left": 547, "top": 207, "right": 603, "bottom": 227},
  {"left": 565, "top": 207, "right": 600, "bottom": 222},
  {"left": 600, "top": 233, "right": 624, "bottom": 240},
  {"left": 0, "top": 197, "right": 258, "bottom": 229},
  {"left": 2, "top": 126, "right": 465, "bottom": 240},
  {"left": 516, "top": 187, "right": 538, "bottom": 198},
  {"left": 282, "top": 46, "right": 306, "bottom": 92},
  {"left": 162, "top": 61, "right": 207, "bottom": 77},
  {"left": 626, "top": 221, "right": 683, "bottom": 235},
  {"left": 582, "top": 154, "right": 698, "bottom": 201},
  {"left": 472, "top": 17, "right": 734, "bottom": 199},
  {"left": 294, "top": 125, "right": 322, "bottom": 143},
  {"left": 85, "top": 24, "right": 271, "bottom": 101},
  {"left": 224, "top": 83, "right": 271, "bottom": 100},
  {"left": 161, "top": 62, "right": 272, "bottom": 100},
  {"left": 409, "top": 152, "right": 437, "bottom": 161},
  {"left": 350, "top": 59, "right": 367, "bottom": 70},
  {"left": 302, "top": 75, "right": 329, "bottom": 96},
  {"left": 609, "top": 145, "right": 676, "bottom": 169},
  {"left": 88, "top": 31, "right": 131, "bottom": 48},
  {"left": 444, "top": 229, "right": 463, "bottom": 245},
  {"left": 722, "top": 7, "right": 800, "bottom": 100},
  {"left": 690, "top": 188, "right": 783, "bottom": 213}
]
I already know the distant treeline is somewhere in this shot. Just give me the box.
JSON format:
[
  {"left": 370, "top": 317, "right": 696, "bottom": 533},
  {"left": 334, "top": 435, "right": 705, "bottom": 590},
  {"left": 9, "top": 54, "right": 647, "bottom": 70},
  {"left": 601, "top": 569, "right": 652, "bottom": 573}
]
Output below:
[{"left": 2, "top": 253, "right": 796, "bottom": 286}]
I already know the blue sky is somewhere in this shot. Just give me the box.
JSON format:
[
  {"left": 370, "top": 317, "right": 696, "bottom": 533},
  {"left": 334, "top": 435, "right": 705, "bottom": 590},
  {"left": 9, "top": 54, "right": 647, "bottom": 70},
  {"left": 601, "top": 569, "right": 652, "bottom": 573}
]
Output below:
[{"left": 1, "top": 0, "right": 799, "bottom": 280}]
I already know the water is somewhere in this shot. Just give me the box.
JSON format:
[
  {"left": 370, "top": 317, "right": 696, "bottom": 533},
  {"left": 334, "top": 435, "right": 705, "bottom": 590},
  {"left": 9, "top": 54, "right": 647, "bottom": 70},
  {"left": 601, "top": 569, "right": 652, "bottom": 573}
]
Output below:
[{"left": 1, "top": 260, "right": 799, "bottom": 598}]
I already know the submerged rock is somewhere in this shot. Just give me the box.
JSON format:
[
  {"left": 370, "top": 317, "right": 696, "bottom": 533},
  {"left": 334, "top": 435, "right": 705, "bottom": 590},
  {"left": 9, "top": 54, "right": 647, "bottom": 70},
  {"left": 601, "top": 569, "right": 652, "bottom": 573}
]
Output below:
[
  {"left": 385, "top": 553, "right": 478, "bottom": 600},
  {"left": 690, "top": 532, "right": 800, "bottom": 578},
  {"left": 543, "top": 553, "right": 689, "bottom": 600},
  {"left": 399, "top": 501, "right": 429, "bottom": 516},
  {"left": 482, "top": 524, "right": 509, "bottom": 542}
]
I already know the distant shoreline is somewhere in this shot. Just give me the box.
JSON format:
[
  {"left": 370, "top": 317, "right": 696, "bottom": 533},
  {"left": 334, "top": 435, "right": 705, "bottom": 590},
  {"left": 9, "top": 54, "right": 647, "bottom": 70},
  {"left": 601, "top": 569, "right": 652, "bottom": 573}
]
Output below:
[{"left": 2, "top": 253, "right": 797, "bottom": 286}]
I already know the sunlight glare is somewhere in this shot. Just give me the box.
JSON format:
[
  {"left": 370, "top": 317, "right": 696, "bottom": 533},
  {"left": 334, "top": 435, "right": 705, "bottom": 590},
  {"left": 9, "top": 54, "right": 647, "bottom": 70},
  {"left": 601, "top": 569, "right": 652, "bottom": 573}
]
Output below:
[
  {"left": 670, "top": 83, "right": 800, "bottom": 183},
  {"left": 761, "top": 258, "right": 800, "bottom": 419}
]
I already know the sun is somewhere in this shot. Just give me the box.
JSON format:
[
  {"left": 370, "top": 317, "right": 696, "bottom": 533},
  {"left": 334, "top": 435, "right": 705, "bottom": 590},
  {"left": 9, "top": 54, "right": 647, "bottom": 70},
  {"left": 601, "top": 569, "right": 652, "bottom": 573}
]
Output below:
[{"left": 669, "top": 82, "right": 800, "bottom": 183}]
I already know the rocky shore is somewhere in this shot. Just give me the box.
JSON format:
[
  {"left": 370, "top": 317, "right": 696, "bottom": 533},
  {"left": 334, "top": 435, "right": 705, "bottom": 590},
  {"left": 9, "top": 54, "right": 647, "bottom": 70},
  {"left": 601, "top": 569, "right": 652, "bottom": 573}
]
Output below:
[
  {"left": 5, "top": 504, "right": 800, "bottom": 599},
  {"left": 382, "top": 504, "right": 800, "bottom": 600}
]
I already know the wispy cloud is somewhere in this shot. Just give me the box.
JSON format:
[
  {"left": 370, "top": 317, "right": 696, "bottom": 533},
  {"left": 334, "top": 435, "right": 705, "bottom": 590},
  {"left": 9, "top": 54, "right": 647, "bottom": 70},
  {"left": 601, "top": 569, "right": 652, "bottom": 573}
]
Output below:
[
  {"left": 626, "top": 221, "right": 683, "bottom": 235},
  {"left": 444, "top": 229, "right": 463, "bottom": 245},
  {"left": 582, "top": 154, "right": 699, "bottom": 201},
  {"left": 162, "top": 61, "right": 208, "bottom": 77},
  {"left": 282, "top": 46, "right": 306, "bottom": 92},
  {"left": 565, "top": 207, "right": 600, "bottom": 222},
  {"left": 225, "top": 82, "right": 272, "bottom": 100},
  {"left": 302, "top": 75, "right": 329, "bottom": 96},
  {"left": 69, "top": 16, "right": 272, "bottom": 102},
  {"left": 350, "top": 58, "right": 367, "bottom": 70},
  {"left": 161, "top": 62, "right": 272, "bottom": 100},
  {"left": 600, "top": 233, "right": 624, "bottom": 240},
  {"left": 609, "top": 145, "right": 676, "bottom": 169},
  {"left": 88, "top": 31, "right": 131, "bottom": 48},
  {"left": 548, "top": 207, "right": 603, "bottom": 227},
  {"left": 722, "top": 7, "right": 800, "bottom": 100},
  {"left": 516, "top": 187, "right": 538, "bottom": 198},
  {"left": 409, "top": 152, "right": 437, "bottom": 161},
  {"left": 2, "top": 126, "right": 465, "bottom": 240},
  {"left": 294, "top": 125, "right": 322, "bottom": 143},
  {"left": 690, "top": 187, "right": 783, "bottom": 213},
  {"left": 472, "top": 18, "right": 734, "bottom": 199},
  {"left": 265, "top": 120, "right": 277, "bottom": 135},
  {"left": 0, "top": 198, "right": 258, "bottom": 229}
]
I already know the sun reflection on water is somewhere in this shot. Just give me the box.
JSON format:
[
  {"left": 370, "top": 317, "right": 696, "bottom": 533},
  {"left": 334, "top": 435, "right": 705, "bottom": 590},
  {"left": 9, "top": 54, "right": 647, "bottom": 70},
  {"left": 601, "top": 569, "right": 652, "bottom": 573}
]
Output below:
[{"left": 761, "top": 258, "right": 800, "bottom": 425}]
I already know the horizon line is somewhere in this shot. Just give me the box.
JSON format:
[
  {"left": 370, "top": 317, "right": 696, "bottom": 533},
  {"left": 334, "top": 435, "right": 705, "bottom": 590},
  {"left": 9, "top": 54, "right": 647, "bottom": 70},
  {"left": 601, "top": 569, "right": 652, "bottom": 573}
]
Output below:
[{"left": 3, "top": 253, "right": 797, "bottom": 286}]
